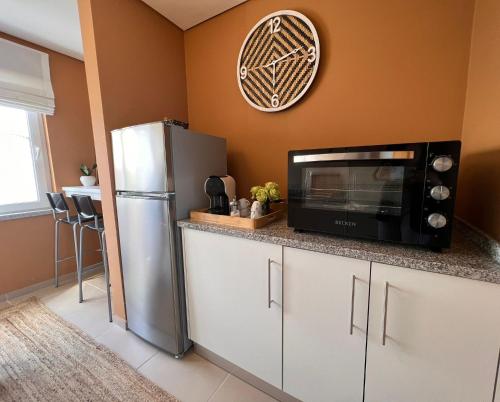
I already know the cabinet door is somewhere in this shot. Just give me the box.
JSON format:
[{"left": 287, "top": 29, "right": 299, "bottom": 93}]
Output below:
[
  {"left": 365, "top": 263, "right": 500, "bottom": 402},
  {"left": 182, "top": 228, "right": 283, "bottom": 388},
  {"left": 283, "top": 247, "right": 370, "bottom": 401}
]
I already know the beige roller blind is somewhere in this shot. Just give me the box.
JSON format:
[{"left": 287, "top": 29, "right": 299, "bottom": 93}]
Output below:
[{"left": 0, "top": 38, "right": 55, "bottom": 115}]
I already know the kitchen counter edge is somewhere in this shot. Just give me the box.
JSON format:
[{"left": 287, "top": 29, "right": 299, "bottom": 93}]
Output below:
[{"left": 177, "top": 219, "right": 500, "bottom": 285}]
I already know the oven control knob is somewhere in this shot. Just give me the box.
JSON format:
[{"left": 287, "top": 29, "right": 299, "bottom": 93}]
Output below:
[
  {"left": 430, "top": 185, "right": 450, "bottom": 201},
  {"left": 427, "top": 213, "right": 447, "bottom": 229},
  {"left": 432, "top": 156, "right": 453, "bottom": 172}
]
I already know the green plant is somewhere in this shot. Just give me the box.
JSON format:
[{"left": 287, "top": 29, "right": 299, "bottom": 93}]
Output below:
[
  {"left": 250, "top": 182, "right": 281, "bottom": 203},
  {"left": 80, "top": 162, "right": 97, "bottom": 176}
]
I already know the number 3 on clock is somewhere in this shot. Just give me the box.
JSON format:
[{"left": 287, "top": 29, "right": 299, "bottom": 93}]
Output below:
[{"left": 307, "top": 47, "right": 316, "bottom": 63}]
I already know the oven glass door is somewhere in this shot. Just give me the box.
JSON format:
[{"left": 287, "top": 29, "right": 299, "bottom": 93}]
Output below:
[
  {"left": 302, "top": 166, "right": 404, "bottom": 216},
  {"left": 288, "top": 144, "right": 427, "bottom": 243}
]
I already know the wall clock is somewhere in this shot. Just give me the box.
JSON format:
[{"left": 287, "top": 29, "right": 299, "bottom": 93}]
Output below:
[{"left": 237, "top": 10, "right": 320, "bottom": 112}]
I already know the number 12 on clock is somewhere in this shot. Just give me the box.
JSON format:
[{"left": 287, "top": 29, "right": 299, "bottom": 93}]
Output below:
[{"left": 268, "top": 17, "right": 281, "bottom": 34}]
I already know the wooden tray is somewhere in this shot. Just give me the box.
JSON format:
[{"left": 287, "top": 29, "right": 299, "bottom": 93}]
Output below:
[{"left": 190, "top": 203, "right": 286, "bottom": 230}]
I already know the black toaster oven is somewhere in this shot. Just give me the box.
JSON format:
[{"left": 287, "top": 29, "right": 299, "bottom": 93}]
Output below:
[{"left": 288, "top": 141, "right": 461, "bottom": 249}]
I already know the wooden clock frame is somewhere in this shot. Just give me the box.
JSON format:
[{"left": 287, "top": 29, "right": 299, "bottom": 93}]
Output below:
[{"left": 236, "top": 10, "right": 320, "bottom": 112}]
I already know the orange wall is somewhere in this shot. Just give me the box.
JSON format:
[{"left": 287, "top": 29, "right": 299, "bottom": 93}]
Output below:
[
  {"left": 457, "top": 0, "right": 500, "bottom": 242},
  {"left": 44, "top": 55, "right": 96, "bottom": 191},
  {"left": 185, "top": 0, "right": 475, "bottom": 196},
  {"left": 0, "top": 33, "right": 98, "bottom": 295},
  {"left": 78, "top": 0, "right": 188, "bottom": 319}
]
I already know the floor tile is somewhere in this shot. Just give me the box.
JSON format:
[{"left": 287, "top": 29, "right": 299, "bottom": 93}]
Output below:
[
  {"left": 96, "top": 325, "right": 159, "bottom": 369},
  {"left": 209, "top": 374, "right": 277, "bottom": 402},
  {"left": 62, "top": 306, "right": 113, "bottom": 338},
  {"left": 41, "top": 282, "right": 112, "bottom": 338},
  {"left": 85, "top": 273, "right": 108, "bottom": 292},
  {"left": 138, "top": 349, "right": 228, "bottom": 402},
  {"left": 61, "top": 298, "right": 113, "bottom": 338},
  {"left": 40, "top": 281, "right": 104, "bottom": 316}
]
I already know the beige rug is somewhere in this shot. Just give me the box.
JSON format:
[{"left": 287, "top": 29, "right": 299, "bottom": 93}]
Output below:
[{"left": 0, "top": 297, "right": 178, "bottom": 401}]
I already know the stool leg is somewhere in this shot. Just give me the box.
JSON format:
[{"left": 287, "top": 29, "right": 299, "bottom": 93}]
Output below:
[
  {"left": 101, "top": 231, "right": 113, "bottom": 322},
  {"left": 78, "top": 225, "right": 85, "bottom": 303},
  {"left": 97, "top": 228, "right": 103, "bottom": 252},
  {"left": 72, "top": 222, "right": 79, "bottom": 286},
  {"left": 54, "top": 220, "right": 61, "bottom": 288}
]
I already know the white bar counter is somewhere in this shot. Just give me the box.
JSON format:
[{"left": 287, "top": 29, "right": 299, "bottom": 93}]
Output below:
[{"left": 62, "top": 186, "right": 101, "bottom": 201}]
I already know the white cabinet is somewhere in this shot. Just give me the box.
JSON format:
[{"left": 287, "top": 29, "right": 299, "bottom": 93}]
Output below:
[
  {"left": 365, "top": 263, "right": 500, "bottom": 402},
  {"left": 283, "top": 247, "right": 370, "bottom": 402},
  {"left": 182, "top": 227, "right": 500, "bottom": 401},
  {"left": 182, "top": 228, "right": 283, "bottom": 388}
]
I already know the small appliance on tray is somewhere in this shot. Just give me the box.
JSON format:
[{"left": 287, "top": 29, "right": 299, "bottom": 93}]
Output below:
[
  {"left": 204, "top": 175, "right": 236, "bottom": 215},
  {"left": 192, "top": 176, "right": 286, "bottom": 229}
]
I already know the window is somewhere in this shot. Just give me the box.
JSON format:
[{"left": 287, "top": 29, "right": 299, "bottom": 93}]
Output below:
[{"left": 0, "top": 105, "right": 52, "bottom": 215}]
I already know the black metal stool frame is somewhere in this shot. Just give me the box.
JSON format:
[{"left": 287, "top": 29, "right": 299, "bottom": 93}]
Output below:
[
  {"left": 46, "top": 192, "right": 85, "bottom": 288},
  {"left": 71, "top": 194, "right": 113, "bottom": 322}
]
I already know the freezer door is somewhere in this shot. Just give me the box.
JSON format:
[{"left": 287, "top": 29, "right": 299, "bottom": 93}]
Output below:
[
  {"left": 170, "top": 126, "right": 227, "bottom": 219},
  {"left": 116, "top": 193, "right": 183, "bottom": 354},
  {"left": 112, "top": 122, "right": 172, "bottom": 193}
]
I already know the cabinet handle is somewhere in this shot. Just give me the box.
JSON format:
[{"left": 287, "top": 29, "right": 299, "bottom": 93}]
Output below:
[
  {"left": 267, "top": 259, "right": 281, "bottom": 309},
  {"left": 349, "top": 275, "right": 356, "bottom": 335},
  {"left": 493, "top": 346, "right": 500, "bottom": 402},
  {"left": 267, "top": 258, "right": 272, "bottom": 309},
  {"left": 382, "top": 281, "right": 389, "bottom": 346}
]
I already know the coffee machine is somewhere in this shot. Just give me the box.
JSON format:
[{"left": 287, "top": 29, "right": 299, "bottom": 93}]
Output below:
[{"left": 204, "top": 175, "right": 236, "bottom": 215}]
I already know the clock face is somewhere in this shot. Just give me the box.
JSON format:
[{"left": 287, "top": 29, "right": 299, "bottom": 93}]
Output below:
[{"left": 237, "top": 10, "right": 320, "bottom": 112}]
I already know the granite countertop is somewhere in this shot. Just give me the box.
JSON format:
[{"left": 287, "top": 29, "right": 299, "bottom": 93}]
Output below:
[{"left": 178, "top": 218, "right": 500, "bottom": 285}]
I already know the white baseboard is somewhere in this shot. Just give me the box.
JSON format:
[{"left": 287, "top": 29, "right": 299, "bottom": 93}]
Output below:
[
  {"left": 193, "top": 344, "right": 300, "bottom": 402},
  {"left": 1, "top": 263, "right": 104, "bottom": 302}
]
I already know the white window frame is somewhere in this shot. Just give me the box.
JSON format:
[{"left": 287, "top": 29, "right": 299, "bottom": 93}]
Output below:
[{"left": 0, "top": 111, "right": 52, "bottom": 216}]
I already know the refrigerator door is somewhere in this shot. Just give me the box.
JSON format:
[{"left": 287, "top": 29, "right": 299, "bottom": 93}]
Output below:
[
  {"left": 112, "top": 122, "right": 173, "bottom": 193},
  {"left": 116, "top": 193, "right": 185, "bottom": 354}
]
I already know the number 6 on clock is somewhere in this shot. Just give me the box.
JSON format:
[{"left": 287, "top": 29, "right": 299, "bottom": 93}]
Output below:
[{"left": 271, "top": 94, "right": 279, "bottom": 108}]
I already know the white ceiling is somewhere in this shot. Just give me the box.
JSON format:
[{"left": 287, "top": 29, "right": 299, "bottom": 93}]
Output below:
[
  {"left": 0, "top": 0, "right": 246, "bottom": 61},
  {"left": 141, "top": 0, "right": 247, "bottom": 30},
  {"left": 0, "top": 0, "right": 83, "bottom": 60}
]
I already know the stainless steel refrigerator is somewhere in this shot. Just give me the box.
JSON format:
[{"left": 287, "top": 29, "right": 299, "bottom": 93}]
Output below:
[{"left": 111, "top": 121, "right": 227, "bottom": 356}]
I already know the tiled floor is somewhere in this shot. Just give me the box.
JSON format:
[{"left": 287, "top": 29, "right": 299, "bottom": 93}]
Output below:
[{"left": 3, "top": 274, "right": 276, "bottom": 402}]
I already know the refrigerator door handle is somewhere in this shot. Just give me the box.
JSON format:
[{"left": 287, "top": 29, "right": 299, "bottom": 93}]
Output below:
[{"left": 116, "top": 193, "right": 175, "bottom": 201}]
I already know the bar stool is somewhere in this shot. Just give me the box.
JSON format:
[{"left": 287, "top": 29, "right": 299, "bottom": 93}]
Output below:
[
  {"left": 46, "top": 192, "right": 90, "bottom": 288},
  {"left": 71, "top": 194, "right": 112, "bottom": 322}
]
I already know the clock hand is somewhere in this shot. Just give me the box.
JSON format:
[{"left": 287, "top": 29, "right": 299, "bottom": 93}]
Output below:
[
  {"left": 261, "top": 58, "right": 277, "bottom": 87},
  {"left": 274, "top": 47, "right": 301, "bottom": 63},
  {"left": 262, "top": 48, "right": 301, "bottom": 86},
  {"left": 263, "top": 48, "right": 300, "bottom": 68},
  {"left": 263, "top": 59, "right": 275, "bottom": 69}
]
